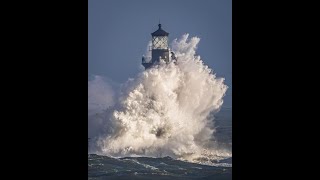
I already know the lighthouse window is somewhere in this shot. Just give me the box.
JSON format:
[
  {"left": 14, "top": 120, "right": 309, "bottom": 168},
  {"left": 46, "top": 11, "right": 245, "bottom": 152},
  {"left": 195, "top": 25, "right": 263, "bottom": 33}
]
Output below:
[{"left": 152, "top": 36, "right": 168, "bottom": 49}]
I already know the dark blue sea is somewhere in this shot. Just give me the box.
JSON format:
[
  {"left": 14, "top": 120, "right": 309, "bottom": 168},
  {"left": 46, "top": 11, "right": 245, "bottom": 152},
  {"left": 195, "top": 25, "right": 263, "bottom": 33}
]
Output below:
[{"left": 88, "top": 107, "right": 232, "bottom": 179}]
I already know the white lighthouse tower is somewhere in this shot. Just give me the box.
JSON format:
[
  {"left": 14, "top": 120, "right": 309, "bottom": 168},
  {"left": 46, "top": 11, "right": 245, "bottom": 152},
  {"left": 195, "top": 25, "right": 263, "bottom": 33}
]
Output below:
[{"left": 142, "top": 24, "right": 173, "bottom": 69}]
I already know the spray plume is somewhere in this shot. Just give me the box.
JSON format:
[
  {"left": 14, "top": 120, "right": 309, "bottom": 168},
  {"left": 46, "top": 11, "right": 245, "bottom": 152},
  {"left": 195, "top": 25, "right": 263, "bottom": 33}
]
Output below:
[{"left": 88, "top": 34, "right": 230, "bottom": 164}]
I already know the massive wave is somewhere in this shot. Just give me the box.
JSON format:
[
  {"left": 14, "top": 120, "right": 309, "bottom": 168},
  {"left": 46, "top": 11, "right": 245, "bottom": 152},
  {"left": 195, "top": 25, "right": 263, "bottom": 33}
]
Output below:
[{"left": 88, "top": 34, "right": 230, "bottom": 164}]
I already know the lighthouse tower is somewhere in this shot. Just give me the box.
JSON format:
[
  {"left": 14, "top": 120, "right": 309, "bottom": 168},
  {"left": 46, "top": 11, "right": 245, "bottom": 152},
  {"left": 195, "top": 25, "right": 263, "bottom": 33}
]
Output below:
[{"left": 142, "top": 24, "right": 170, "bottom": 69}]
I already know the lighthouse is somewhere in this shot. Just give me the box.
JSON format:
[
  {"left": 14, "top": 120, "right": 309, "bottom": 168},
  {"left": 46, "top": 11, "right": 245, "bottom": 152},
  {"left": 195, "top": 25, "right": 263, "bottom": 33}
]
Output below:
[{"left": 142, "top": 24, "right": 174, "bottom": 69}]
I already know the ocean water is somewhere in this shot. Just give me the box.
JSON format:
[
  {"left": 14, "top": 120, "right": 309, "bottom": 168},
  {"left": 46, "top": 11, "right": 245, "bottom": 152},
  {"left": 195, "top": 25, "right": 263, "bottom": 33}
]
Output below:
[{"left": 88, "top": 107, "right": 231, "bottom": 179}]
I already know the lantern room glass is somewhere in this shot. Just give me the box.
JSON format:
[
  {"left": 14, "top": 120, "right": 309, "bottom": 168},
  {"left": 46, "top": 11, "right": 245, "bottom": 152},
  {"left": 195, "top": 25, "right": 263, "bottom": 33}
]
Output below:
[{"left": 152, "top": 36, "right": 168, "bottom": 49}]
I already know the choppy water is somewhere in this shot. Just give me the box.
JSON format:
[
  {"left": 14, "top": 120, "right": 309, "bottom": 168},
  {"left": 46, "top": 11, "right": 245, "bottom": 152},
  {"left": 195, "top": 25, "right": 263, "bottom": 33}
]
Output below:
[
  {"left": 88, "top": 154, "right": 231, "bottom": 180},
  {"left": 88, "top": 107, "right": 231, "bottom": 179}
]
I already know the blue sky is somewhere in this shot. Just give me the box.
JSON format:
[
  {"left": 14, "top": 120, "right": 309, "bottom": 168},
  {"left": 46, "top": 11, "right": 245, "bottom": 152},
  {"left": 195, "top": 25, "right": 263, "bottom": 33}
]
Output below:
[{"left": 89, "top": 0, "right": 232, "bottom": 107}]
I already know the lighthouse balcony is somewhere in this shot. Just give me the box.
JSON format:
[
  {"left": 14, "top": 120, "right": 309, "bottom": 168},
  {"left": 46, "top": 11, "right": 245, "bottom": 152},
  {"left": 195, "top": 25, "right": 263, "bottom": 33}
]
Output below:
[{"left": 142, "top": 56, "right": 152, "bottom": 63}]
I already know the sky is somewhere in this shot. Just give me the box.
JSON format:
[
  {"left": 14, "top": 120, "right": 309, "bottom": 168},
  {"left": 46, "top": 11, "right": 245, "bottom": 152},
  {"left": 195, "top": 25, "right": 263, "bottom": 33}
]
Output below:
[{"left": 88, "top": 0, "right": 232, "bottom": 107}]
